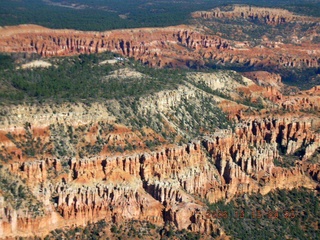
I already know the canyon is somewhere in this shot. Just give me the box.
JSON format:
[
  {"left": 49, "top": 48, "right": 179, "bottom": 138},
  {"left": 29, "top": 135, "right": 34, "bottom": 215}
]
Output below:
[
  {"left": 0, "top": 10, "right": 319, "bottom": 70},
  {"left": 0, "top": 67, "right": 319, "bottom": 238},
  {"left": 0, "top": 4, "right": 319, "bottom": 239},
  {"left": 192, "top": 5, "right": 320, "bottom": 25}
]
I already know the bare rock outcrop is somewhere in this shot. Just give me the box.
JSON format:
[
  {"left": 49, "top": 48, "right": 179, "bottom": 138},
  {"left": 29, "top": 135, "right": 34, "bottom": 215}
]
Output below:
[
  {"left": 0, "top": 24, "right": 319, "bottom": 69},
  {"left": 2, "top": 112, "right": 319, "bottom": 238},
  {"left": 192, "top": 5, "right": 320, "bottom": 25}
]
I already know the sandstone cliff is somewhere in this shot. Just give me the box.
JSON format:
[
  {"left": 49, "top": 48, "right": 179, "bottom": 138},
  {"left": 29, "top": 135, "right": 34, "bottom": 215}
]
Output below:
[
  {"left": 0, "top": 13, "right": 320, "bottom": 237},
  {"left": 1, "top": 110, "right": 319, "bottom": 238},
  {"left": 0, "top": 23, "right": 319, "bottom": 70},
  {"left": 192, "top": 5, "right": 320, "bottom": 25}
]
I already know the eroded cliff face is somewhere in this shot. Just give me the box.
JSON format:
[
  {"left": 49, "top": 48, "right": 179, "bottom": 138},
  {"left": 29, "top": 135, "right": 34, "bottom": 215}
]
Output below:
[
  {"left": 0, "top": 22, "right": 319, "bottom": 70},
  {"left": 0, "top": 24, "right": 230, "bottom": 68},
  {"left": 1, "top": 108, "right": 319, "bottom": 238},
  {"left": 278, "top": 86, "right": 320, "bottom": 112},
  {"left": 192, "top": 5, "right": 320, "bottom": 25},
  {"left": 0, "top": 15, "right": 320, "bottom": 237}
]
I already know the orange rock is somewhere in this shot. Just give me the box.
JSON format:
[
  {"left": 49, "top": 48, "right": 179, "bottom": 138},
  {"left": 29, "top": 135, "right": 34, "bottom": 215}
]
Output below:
[{"left": 0, "top": 24, "right": 319, "bottom": 69}]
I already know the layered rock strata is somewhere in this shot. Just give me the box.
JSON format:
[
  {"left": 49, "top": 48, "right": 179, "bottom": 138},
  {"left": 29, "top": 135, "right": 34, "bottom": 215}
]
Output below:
[
  {"left": 192, "top": 5, "right": 320, "bottom": 25},
  {"left": 1, "top": 114, "right": 319, "bottom": 238},
  {"left": 0, "top": 24, "right": 319, "bottom": 69}
]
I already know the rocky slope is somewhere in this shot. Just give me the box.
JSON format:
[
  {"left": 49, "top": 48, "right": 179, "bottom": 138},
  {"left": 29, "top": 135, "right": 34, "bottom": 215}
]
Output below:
[
  {"left": 0, "top": 5, "right": 319, "bottom": 239},
  {"left": 192, "top": 5, "right": 320, "bottom": 25},
  {"left": 0, "top": 68, "right": 319, "bottom": 238},
  {"left": 0, "top": 24, "right": 230, "bottom": 68},
  {"left": 1, "top": 115, "right": 318, "bottom": 238},
  {"left": 0, "top": 19, "right": 319, "bottom": 70}
]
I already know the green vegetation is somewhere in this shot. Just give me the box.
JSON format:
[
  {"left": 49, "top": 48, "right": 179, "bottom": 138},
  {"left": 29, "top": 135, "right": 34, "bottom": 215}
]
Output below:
[
  {"left": 286, "top": 3, "right": 320, "bottom": 17},
  {"left": 5, "top": 122, "right": 50, "bottom": 158},
  {"left": 208, "top": 188, "right": 320, "bottom": 240},
  {"left": 44, "top": 220, "right": 161, "bottom": 240},
  {"left": 203, "top": 58, "right": 320, "bottom": 91},
  {"left": 281, "top": 68, "right": 320, "bottom": 90},
  {"left": 308, "top": 147, "right": 320, "bottom": 164},
  {"left": 173, "top": 96, "right": 232, "bottom": 136},
  {"left": 45, "top": 220, "right": 107, "bottom": 240},
  {"left": 0, "top": 52, "right": 235, "bottom": 146},
  {"left": 0, "top": 167, "right": 45, "bottom": 214},
  {"left": 192, "top": 4, "right": 320, "bottom": 91},
  {"left": 1, "top": 0, "right": 320, "bottom": 31},
  {"left": 0, "top": 146, "right": 13, "bottom": 163},
  {"left": 0, "top": 0, "right": 215, "bottom": 31},
  {"left": 0, "top": 54, "right": 14, "bottom": 70},
  {"left": 104, "top": 92, "right": 232, "bottom": 144},
  {"left": 160, "top": 227, "right": 202, "bottom": 240},
  {"left": 44, "top": 187, "right": 320, "bottom": 239},
  {"left": 273, "top": 156, "right": 296, "bottom": 168},
  {"left": 187, "top": 78, "right": 232, "bottom": 100},
  {"left": 0, "top": 52, "right": 184, "bottom": 104}
]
